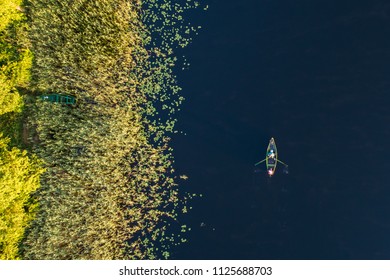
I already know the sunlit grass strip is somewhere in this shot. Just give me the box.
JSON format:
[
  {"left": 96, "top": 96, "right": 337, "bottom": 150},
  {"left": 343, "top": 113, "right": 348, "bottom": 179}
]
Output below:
[
  {"left": 0, "top": 0, "right": 44, "bottom": 260},
  {"left": 0, "top": 135, "right": 44, "bottom": 260}
]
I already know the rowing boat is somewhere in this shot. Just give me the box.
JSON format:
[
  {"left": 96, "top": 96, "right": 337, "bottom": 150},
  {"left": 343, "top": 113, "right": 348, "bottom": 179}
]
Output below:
[
  {"left": 266, "top": 137, "right": 277, "bottom": 176},
  {"left": 254, "top": 137, "right": 288, "bottom": 177}
]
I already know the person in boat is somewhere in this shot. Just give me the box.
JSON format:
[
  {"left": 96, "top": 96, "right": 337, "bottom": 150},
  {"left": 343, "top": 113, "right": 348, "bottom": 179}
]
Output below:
[{"left": 268, "top": 149, "right": 275, "bottom": 159}]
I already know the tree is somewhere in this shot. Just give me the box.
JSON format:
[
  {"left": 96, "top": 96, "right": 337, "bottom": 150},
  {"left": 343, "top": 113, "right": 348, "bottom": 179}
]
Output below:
[
  {"left": 0, "top": 0, "right": 23, "bottom": 32},
  {"left": 0, "top": 0, "right": 32, "bottom": 115},
  {"left": 0, "top": 135, "right": 44, "bottom": 259}
]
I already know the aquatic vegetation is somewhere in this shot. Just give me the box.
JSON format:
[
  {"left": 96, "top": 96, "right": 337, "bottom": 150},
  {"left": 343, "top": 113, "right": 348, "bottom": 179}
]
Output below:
[
  {"left": 135, "top": 0, "right": 203, "bottom": 141},
  {"left": 18, "top": 0, "right": 203, "bottom": 259}
]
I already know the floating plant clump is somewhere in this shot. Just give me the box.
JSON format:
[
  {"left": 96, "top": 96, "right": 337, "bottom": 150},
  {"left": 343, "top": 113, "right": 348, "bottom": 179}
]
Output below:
[
  {"left": 132, "top": 0, "right": 204, "bottom": 141},
  {"left": 124, "top": 0, "right": 206, "bottom": 258}
]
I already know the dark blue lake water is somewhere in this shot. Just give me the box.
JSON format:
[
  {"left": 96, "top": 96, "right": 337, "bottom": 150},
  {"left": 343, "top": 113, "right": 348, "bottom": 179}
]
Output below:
[{"left": 171, "top": 0, "right": 390, "bottom": 259}]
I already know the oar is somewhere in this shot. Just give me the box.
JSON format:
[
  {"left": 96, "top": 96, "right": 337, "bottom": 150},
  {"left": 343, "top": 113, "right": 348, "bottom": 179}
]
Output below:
[
  {"left": 277, "top": 159, "right": 288, "bottom": 167},
  {"left": 254, "top": 158, "right": 266, "bottom": 166}
]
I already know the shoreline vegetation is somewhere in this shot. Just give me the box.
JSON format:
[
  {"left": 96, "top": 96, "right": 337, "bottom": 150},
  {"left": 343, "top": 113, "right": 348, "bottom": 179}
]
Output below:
[
  {"left": 0, "top": 0, "right": 44, "bottom": 259},
  {"left": 0, "top": 0, "right": 203, "bottom": 259}
]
